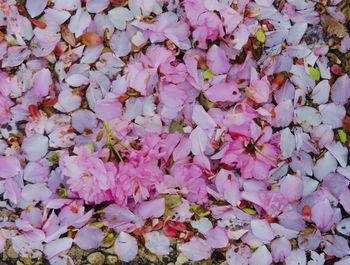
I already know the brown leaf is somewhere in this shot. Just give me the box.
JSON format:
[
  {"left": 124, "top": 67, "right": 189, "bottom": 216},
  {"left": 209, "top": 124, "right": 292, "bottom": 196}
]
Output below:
[
  {"left": 321, "top": 14, "right": 347, "bottom": 38},
  {"left": 61, "top": 24, "right": 76, "bottom": 47}
]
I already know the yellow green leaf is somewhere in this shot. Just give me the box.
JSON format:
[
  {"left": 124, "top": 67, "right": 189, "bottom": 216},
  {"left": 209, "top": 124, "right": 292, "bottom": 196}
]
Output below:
[
  {"left": 242, "top": 207, "right": 257, "bottom": 215},
  {"left": 85, "top": 142, "right": 94, "bottom": 152},
  {"left": 190, "top": 205, "right": 211, "bottom": 217},
  {"left": 47, "top": 153, "right": 60, "bottom": 163},
  {"left": 256, "top": 29, "right": 266, "bottom": 43},
  {"left": 164, "top": 194, "right": 183, "bottom": 209},
  {"left": 309, "top": 67, "right": 320, "bottom": 81},
  {"left": 338, "top": 129, "right": 347, "bottom": 143},
  {"left": 169, "top": 120, "right": 184, "bottom": 133},
  {"left": 203, "top": 69, "right": 214, "bottom": 79}
]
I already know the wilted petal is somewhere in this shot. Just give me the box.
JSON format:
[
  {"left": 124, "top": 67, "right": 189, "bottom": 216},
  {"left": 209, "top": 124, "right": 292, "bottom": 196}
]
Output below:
[{"left": 33, "top": 68, "right": 52, "bottom": 97}]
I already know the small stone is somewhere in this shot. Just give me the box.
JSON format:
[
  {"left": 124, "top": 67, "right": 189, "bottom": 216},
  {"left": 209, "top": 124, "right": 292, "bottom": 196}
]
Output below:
[
  {"left": 87, "top": 252, "right": 105, "bottom": 265},
  {"left": 7, "top": 246, "right": 19, "bottom": 259},
  {"left": 175, "top": 253, "right": 188, "bottom": 265},
  {"left": 16, "top": 261, "right": 24, "bottom": 265},
  {"left": 20, "top": 256, "right": 33, "bottom": 265},
  {"left": 103, "top": 247, "right": 114, "bottom": 255},
  {"left": 106, "top": 255, "right": 118, "bottom": 265}
]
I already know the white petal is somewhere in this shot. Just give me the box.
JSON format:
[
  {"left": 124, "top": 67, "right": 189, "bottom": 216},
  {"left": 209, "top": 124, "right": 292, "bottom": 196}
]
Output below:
[
  {"left": 145, "top": 231, "right": 170, "bottom": 256},
  {"left": 108, "top": 7, "right": 134, "bottom": 30},
  {"left": 26, "top": 0, "right": 48, "bottom": 17},
  {"left": 114, "top": 232, "right": 138, "bottom": 262}
]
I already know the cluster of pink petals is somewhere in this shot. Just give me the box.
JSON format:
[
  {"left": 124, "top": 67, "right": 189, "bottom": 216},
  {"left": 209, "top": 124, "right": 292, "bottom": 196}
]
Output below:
[{"left": 0, "top": 0, "right": 350, "bottom": 264}]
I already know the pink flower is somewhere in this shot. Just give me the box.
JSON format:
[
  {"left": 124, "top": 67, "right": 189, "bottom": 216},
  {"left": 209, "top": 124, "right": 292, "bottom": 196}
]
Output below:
[
  {"left": 61, "top": 146, "right": 116, "bottom": 204},
  {"left": 220, "top": 123, "right": 279, "bottom": 180}
]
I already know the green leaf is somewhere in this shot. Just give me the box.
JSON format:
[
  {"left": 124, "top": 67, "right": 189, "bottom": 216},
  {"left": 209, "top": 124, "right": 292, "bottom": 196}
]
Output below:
[
  {"left": 169, "top": 120, "right": 184, "bottom": 133},
  {"left": 256, "top": 29, "right": 266, "bottom": 43},
  {"left": 103, "top": 122, "right": 123, "bottom": 161},
  {"left": 164, "top": 194, "right": 183, "bottom": 209},
  {"left": 85, "top": 142, "right": 94, "bottom": 152},
  {"left": 309, "top": 67, "right": 321, "bottom": 81},
  {"left": 338, "top": 129, "right": 347, "bottom": 143},
  {"left": 47, "top": 153, "right": 60, "bottom": 164},
  {"left": 190, "top": 205, "right": 211, "bottom": 217},
  {"left": 242, "top": 207, "right": 257, "bottom": 215},
  {"left": 58, "top": 187, "right": 67, "bottom": 198},
  {"left": 203, "top": 69, "right": 214, "bottom": 79}
]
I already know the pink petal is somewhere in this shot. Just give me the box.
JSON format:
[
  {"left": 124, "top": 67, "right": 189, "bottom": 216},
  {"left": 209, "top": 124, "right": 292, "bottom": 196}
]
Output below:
[
  {"left": 250, "top": 219, "right": 276, "bottom": 242},
  {"left": 33, "top": 68, "right": 52, "bottom": 97},
  {"left": 280, "top": 174, "right": 303, "bottom": 202},
  {"left": 114, "top": 232, "right": 138, "bottom": 262},
  {"left": 206, "top": 45, "right": 231, "bottom": 75},
  {"left": 179, "top": 237, "right": 212, "bottom": 261},
  {"left": 0, "top": 156, "right": 21, "bottom": 179},
  {"left": 22, "top": 134, "right": 49, "bottom": 161},
  {"left": 285, "top": 250, "right": 307, "bottom": 265},
  {"left": 95, "top": 98, "right": 123, "bottom": 121},
  {"left": 137, "top": 198, "right": 165, "bottom": 219},
  {"left": 74, "top": 226, "right": 104, "bottom": 250},
  {"left": 4, "top": 178, "right": 21, "bottom": 204},
  {"left": 44, "top": 238, "right": 73, "bottom": 259},
  {"left": 86, "top": 0, "right": 110, "bottom": 13},
  {"left": 271, "top": 237, "right": 291, "bottom": 262},
  {"left": 206, "top": 227, "right": 229, "bottom": 249},
  {"left": 145, "top": 231, "right": 170, "bottom": 255},
  {"left": 311, "top": 199, "right": 333, "bottom": 231},
  {"left": 249, "top": 245, "right": 272, "bottom": 265},
  {"left": 339, "top": 189, "right": 350, "bottom": 214},
  {"left": 26, "top": 0, "right": 48, "bottom": 17}
]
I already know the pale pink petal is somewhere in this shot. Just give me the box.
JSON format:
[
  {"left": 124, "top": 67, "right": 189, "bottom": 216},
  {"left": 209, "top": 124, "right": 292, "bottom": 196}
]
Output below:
[
  {"left": 74, "top": 226, "right": 104, "bottom": 250},
  {"left": 137, "top": 198, "right": 165, "bottom": 219},
  {"left": 339, "top": 189, "right": 350, "bottom": 214},
  {"left": 251, "top": 219, "right": 276, "bottom": 242},
  {"left": 206, "top": 45, "right": 231, "bottom": 75},
  {"left": 26, "top": 0, "right": 48, "bottom": 17},
  {"left": 108, "top": 7, "right": 134, "bottom": 30},
  {"left": 285, "top": 250, "right": 307, "bottom": 265},
  {"left": 311, "top": 199, "right": 333, "bottom": 230},
  {"left": 86, "top": 0, "right": 110, "bottom": 13},
  {"left": 280, "top": 174, "right": 303, "bottom": 202},
  {"left": 33, "top": 68, "right": 52, "bottom": 97},
  {"left": 249, "top": 245, "right": 272, "bottom": 265},
  {"left": 145, "top": 231, "right": 170, "bottom": 256},
  {"left": 44, "top": 238, "right": 73, "bottom": 259},
  {"left": 0, "top": 156, "right": 21, "bottom": 179},
  {"left": 205, "top": 227, "right": 229, "bottom": 249},
  {"left": 271, "top": 237, "right": 291, "bottom": 263},
  {"left": 22, "top": 134, "right": 49, "bottom": 161},
  {"left": 179, "top": 237, "right": 212, "bottom": 261},
  {"left": 114, "top": 232, "right": 138, "bottom": 262}
]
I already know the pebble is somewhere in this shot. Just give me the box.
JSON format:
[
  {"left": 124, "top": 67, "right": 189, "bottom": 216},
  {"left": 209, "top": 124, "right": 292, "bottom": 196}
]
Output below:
[
  {"left": 175, "top": 253, "right": 188, "bottom": 265},
  {"left": 87, "top": 252, "right": 105, "bottom": 265},
  {"left": 7, "top": 246, "right": 19, "bottom": 259},
  {"left": 106, "top": 255, "right": 118, "bottom": 265}
]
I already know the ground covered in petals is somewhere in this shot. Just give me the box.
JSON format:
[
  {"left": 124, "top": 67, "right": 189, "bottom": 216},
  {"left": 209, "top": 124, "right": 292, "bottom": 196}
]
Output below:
[{"left": 1, "top": 0, "right": 350, "bottom": 264}]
